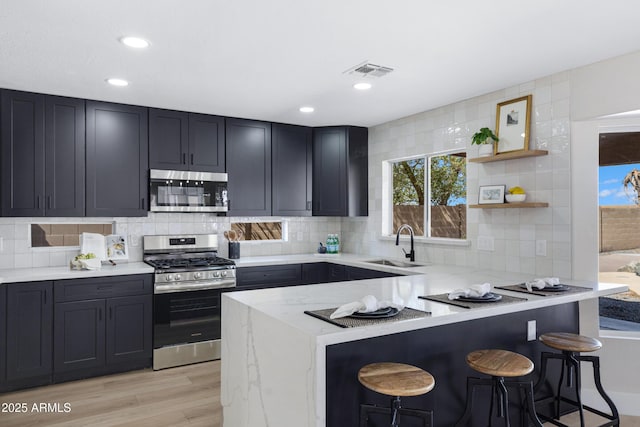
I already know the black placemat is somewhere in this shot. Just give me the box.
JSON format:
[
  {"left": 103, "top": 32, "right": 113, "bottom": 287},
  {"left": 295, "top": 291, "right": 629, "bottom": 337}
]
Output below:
[
  {"left": 494, "top": 283, "right": 592, "bottom": 297},
  {"left": 304, "top": 307, "right": 431, "bottom": 328},
  {"left": 418, "top": 292, "right": 527, "bottom": 309}
]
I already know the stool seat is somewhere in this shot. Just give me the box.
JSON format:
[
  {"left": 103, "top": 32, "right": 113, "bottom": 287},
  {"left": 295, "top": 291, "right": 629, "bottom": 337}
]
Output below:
[
  {"left": 466, "top": 349, "right": 534, "bottom": 377},
  {"left": 358, "top": 362, "right": 435, "bottom": 397},
  {"left": 539, "top": 332, "right": 602, "bottom": 353}
]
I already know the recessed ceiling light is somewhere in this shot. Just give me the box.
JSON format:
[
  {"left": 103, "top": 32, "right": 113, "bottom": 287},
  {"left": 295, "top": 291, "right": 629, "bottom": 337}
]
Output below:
[
  {"left": 299, "top": 106, "right": 315, "bottom": 113},
  {"left": 120, "top": 36, "right": 150, "bottom": 49},
  {"left": 353, "top": 82, "right": 372, "bottom": 90},
  {"left": 106, "top": 78, "right": 129, "bottom": 87}
]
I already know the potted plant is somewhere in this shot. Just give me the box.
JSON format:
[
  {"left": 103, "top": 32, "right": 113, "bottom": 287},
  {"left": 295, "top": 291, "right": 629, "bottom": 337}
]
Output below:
[{"left": 471, "top": 127, "right": 499, "bottom": 157}]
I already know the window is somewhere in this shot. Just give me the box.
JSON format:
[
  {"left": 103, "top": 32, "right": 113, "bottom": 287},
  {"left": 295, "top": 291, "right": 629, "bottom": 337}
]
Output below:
[
  {"left": 388, "top": 151, "right": 466, "bottom": 239},
  {"left": 231, "top": 221, "right": 283, "bottom": 241},
  {"left": 31, "top": 223, "right": 113, "bottom": 248}
]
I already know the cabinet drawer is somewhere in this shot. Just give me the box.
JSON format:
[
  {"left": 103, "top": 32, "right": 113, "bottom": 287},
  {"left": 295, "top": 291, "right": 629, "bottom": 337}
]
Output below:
[
  {"left": 236, "top": 264, "right": 302, "bottom": 289},
  {"left": 55, "top": 274, "right": 152, "bottom": 302}
]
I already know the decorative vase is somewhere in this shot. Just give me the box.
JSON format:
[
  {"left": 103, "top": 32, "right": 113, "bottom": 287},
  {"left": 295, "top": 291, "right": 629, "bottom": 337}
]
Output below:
[{"left": 478, "top": 144, "right": 494, "bottom": 157}]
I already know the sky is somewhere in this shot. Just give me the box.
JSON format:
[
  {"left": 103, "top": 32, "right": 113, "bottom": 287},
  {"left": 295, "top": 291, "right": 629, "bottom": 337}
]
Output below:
[{"left": 599, "top": 163, "right": 640, "bottom": 205}]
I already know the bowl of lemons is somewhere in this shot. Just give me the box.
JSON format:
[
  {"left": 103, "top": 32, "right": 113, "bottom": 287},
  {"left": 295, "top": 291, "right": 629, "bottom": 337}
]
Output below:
[{"left": 505, "top": 186, "right": 526, "bottom": 203}]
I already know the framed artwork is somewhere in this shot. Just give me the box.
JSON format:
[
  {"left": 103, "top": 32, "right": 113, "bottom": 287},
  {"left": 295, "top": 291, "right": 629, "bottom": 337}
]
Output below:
[
  {"left": 495, "top": 95, "right": 532, "bottom": 154},
  {"left": 478, "top": 185, "right": 505, "bottom": 204}
]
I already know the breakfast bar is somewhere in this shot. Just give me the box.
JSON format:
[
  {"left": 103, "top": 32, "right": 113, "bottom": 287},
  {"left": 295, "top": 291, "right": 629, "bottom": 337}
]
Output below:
[{"left": 220, "top": 261, "right": 625, "bottom": 427}]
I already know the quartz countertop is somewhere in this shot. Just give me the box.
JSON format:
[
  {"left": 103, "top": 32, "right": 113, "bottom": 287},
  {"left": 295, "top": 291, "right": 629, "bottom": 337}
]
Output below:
[
  {"left": 0, "top": 262, "right": 154, "bottom": 284},
  {"left": 225, "top": 256, "right": 626, "bottom": 346},
  {"left": 221, "top": 258, "right": 627, "bottom": 427}
]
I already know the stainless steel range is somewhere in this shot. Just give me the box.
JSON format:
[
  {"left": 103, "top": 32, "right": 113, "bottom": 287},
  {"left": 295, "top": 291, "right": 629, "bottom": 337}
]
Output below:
[{"left": 143, "top": 234, "right": 236, "bottom": 370}]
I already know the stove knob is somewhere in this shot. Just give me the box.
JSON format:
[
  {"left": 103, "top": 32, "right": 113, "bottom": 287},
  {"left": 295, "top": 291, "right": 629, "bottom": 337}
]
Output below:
[
  {"left": 174, "top": 274, "right": 182, "bottom": 281},
  {"left": 213, "top": 271, "right": 220, "bottom": 278},
  {"left": 221, "top": 270, "right": 228, "bottom": 277},
  {"left": 194, "top": 272, "right": 202, "bottom": 280},
  {"left": 166, "top": 274, "right": 174, "bottom": 281}
]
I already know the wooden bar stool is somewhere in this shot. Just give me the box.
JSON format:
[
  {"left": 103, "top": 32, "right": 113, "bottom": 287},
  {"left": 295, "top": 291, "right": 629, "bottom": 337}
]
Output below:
[
  {"left": 455, "top": 349, "right": 543, "bottom": 427},
  {"left": 534, "top": 332, "right": 619, "bottom": 427},
  {"left": 358, "top": 362, "right": 435, "bottom": 427}
]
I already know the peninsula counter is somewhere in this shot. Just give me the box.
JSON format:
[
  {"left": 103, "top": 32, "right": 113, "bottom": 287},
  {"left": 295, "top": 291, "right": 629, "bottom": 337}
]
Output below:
[{"left": 221, "top": 260, "right": 625, "bottom": 427}]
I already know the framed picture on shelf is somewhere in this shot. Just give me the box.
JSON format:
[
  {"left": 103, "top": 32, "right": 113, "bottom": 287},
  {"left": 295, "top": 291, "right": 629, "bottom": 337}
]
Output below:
[
  {"left": 495, "top": 94, "right": 532, "bottom": 154},
  {"left": 478, "top": 185, "right": 506, "bottom": 204}
]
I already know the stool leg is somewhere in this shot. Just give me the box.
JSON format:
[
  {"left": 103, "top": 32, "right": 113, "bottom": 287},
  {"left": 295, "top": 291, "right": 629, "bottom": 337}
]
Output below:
[
  {"left": 579, "top": 355, "right": 620, "bottom": 425},
  {"left": 520, "top": 380, "right": 544, "bottom": 427},
  {"left": 455, "top": 377, "right": 493, "bottom": 427},
  {"left": 360, "top": 404, "right": 392, "bottom": 427},
  {"left": 567, "top": 352, "right": 586, "bottom": 427},
  {"left": 534, "top": 351, "right": 550, "bottom": 394},
  {"left": 554, "top": 354, "right": 567, "bottom": 420},
  {"left": 391, "top": 396, "right": 401, "bottom": 427},
  {"left": 398, "top": 407, "right": 434, "bottom": 427}
]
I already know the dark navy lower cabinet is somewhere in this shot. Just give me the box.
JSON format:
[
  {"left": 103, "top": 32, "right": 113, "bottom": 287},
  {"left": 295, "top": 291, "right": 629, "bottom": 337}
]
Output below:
[
  {"left": 53, "top": 275, "right": 153, "bottom": 383},
  {"left": 0, "top": 284, "right": 6, "bottom": 389},
  {"left": 6, "top": 282, "right": 53, "bottom": 388},
  {"left": 54, "top": 299, "right": 106, "bottom": 373},
  {"left": 106, "top": 295, "right": 152, "bottom": 365}
]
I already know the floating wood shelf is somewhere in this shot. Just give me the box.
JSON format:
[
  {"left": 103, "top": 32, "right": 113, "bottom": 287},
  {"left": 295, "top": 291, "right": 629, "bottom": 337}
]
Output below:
[
  {"left": 469, "top": 202, "right": 549, "bottom": 209},
  {"left": 468, "top": 150, "right": 548, "bottom": 163}
]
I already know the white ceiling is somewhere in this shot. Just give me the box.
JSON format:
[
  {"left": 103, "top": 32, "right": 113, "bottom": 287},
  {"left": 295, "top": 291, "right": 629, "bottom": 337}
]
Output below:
[{"left": 2, "top": 1, "right": 640, "bottom": 128}]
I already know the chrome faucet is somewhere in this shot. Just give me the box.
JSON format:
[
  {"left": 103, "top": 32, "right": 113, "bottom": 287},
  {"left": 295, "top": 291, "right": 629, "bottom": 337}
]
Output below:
[{"left": 395, "top": 224, "right": 415, "bottom": 262}]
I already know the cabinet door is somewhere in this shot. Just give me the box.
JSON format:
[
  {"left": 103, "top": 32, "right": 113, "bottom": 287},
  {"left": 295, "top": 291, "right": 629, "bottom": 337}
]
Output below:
[
  {"left": 236, "top": 264, "right": 302, "bottom": 289},
  {"left": 149, "top": 108, "right": 189, "bottom": 170},
  {"left": 345, "top": 266, "right": 399, "bottom": 281},
  {"left": 226, "top": 119, "right": 271, "bottom": 216},
  {"left": 44, "top": 96, "right": 85, "bottom": 216},
  {"left": 106, "top": 295, "right": 152, "bottom": 365},
  {"left": 0, "top": 285, "right": 6, "bottom": 386},
  {"left": 188, "top": 113, "right": 225, "bottom": 172},
  {"left": 86, "top": 101, "right": 149, "bottom": 216},
  {"left": 272, "top": 123, "right": 312, "bottom": 216},
  {"left": 327, "top": 264, "right": 347, "bottom": 282},
  {"left": 313, "top": 128, "right": 347, "bottom": 216},
  {"left": 301, "top": 263, "right": 329, "bottom": 285},
  {"left": 6, "top": 282, "right": 53, "bottom": 381},
  {"left": 0, "top": 90, "right": 45, "bottom": 216},
  {"left": 54, "top": 299, "right": 105, "bottom": 373}
]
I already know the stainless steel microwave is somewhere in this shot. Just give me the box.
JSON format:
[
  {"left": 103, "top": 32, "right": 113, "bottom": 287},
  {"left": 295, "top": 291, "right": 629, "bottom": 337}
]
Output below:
[{"left": 149, "top": 169, "right": 228, "bottom": 212}]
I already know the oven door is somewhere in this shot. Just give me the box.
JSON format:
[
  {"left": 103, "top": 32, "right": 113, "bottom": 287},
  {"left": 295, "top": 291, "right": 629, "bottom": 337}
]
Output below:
[{"left": 153, "top": 288, "right": 222, "bottom": 348}]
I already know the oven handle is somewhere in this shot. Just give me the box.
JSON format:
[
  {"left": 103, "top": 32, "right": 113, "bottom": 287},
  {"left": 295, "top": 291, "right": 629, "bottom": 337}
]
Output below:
[{"left": 154, "top": 280, "right": 236, "bottom": 294}]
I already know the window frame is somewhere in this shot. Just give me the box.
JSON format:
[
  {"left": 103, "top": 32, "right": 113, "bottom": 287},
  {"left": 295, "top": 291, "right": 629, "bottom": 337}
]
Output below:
[{"left": 382, "top": 149, "right": 469, "bottom": 245}]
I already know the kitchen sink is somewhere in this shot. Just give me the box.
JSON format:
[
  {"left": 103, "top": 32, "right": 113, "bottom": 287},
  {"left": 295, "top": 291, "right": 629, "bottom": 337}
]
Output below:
[{"left": 365, "top": 259, "right": 424, "bottom": 268}]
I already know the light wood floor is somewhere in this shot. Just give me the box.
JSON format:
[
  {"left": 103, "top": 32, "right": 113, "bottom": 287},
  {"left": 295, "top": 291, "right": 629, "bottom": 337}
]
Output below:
[
  {"left": 1, "top": 361, "right": 637, "bottom": 426},
  {"left": 0, "top": 362, "right": 222, "bottom": 427}
]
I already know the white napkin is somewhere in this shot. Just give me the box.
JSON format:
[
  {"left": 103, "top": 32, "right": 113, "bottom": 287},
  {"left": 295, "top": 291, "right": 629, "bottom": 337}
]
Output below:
[
  {"left": 330, "top": 295, "right": 404, "bottom": 319},
  {"left": 525, "top": 277, "right": 560, "bottom": 292},
  {"left": 448, "top": 283, "right": 491, "bottom": 300}
]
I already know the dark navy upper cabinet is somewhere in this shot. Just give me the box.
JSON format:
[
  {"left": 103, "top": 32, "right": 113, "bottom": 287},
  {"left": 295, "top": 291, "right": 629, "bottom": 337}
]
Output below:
[
  {"left": 6, "top": 282, "right": 53, "bottom": 383},
  {"left": 272, "top": 123, "right": 312, "bottom": 216},
  {"left": 86, "top": 101, "right": 148, "bottom": 217},
  {"left": 0, "top": 90, "right": 85, "bottom": 217},
  {"left": 188, "top": 113, "right": 225, "bottom": 172},
  {"left": 312, "top": 126, "right": 368, "bottom": 216},
  {"left": 149, "top": 109, "right": 225, "bottom": 172},
  {"left": 45, "top": 96, "right": 86, "bottom": 216},
  {"left": 226, "top": 118, "right": 272, "bottom": 216},
  {"left": 149, "top": 109, "right": 188, "bottom": 170}
]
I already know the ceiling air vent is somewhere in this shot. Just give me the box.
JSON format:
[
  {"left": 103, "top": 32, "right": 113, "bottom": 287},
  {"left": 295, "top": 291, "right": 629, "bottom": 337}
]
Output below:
[{"left": 344, "top": 61, "right": 394, "bottom": 78}]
